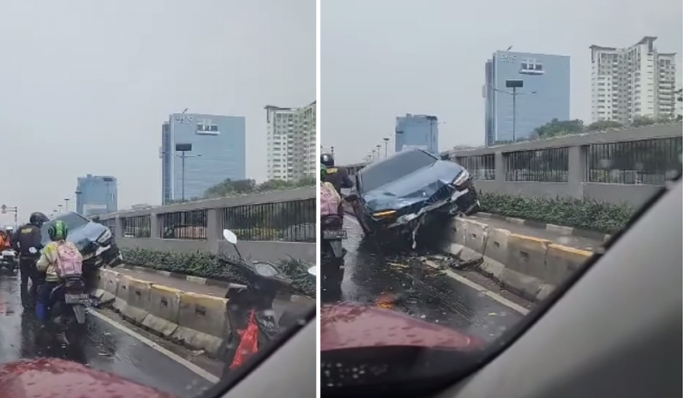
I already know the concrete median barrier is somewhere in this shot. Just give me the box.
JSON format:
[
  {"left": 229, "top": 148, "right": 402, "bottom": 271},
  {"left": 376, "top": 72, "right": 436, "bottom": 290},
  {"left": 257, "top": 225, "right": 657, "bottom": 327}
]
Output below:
[
  {"left": 113, "top": 275, "right": 152, "bottom": 324},
  {"left": 443, "top": 216, "right": 594, "bottom": 302},
  {"left": 544, "top": 244, "right": 591, "bottom": 286},
  {"left": 95, "top": 268, "right": 120, "bottom": 304},
  {"left": 171, "top": 292, "right": 229, "bottom": 356},
  {"left": 141, "top": 284, "right": 181, "bottom": 338}
]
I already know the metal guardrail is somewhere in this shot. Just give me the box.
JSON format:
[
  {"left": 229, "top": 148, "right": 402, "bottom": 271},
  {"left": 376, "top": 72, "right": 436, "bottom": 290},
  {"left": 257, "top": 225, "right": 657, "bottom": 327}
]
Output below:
[
  {"left": 99, "top": 187, "right": 316, "bottom": 243},
  {"left": 342, "top": 123, "right": 682, "bottom": 207}
]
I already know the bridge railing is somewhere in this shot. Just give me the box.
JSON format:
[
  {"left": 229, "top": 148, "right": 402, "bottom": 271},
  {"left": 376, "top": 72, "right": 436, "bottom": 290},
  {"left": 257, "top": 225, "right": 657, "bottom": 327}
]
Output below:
[
  {"left": 98, "top": 187, "right": 316, "bottom": 263},
  {"left": 342, "top": 122, "right": 682, "bottom": 207}
]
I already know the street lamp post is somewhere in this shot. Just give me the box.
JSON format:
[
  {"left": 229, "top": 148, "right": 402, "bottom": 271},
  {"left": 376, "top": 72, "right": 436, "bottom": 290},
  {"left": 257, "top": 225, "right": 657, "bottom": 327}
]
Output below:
[
  {"left": 383, "top": 138, "right": 389, "bottom": 158},
  {"left": 64, "top": 198, "right": 70, "bottom": 212},
  {"left": 495, "top": 80, "right": 536, "bottom": 142},
  {"left": 376, "top": 144, "right": 381, "bottom": 160},
  {"left": 505, "top": 80, "right": 524, "bottom": 142},
  {"left": 174, "top": 143, "right": 202, "bottom": 201}
]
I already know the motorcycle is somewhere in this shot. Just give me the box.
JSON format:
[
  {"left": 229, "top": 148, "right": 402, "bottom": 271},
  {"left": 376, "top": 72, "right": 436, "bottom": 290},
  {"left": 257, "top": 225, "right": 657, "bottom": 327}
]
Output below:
[
  {"left": 0, "top": 248, "right": 17, "bottom": 274},
  {"left": 321, "top": 213, "right": 347, "bottom": 299},
  {"left": 219, "top": 229, "right": 297, "bottom": 377},
  {"left": 45, "top": 275, "right": 89, "bottom": 345}
]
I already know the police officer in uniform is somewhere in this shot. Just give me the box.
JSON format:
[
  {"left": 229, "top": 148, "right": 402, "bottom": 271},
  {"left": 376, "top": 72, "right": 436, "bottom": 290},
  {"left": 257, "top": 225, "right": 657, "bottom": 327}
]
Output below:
[{"left": 12, "top": 212, "right": 49, "bottom": 308}]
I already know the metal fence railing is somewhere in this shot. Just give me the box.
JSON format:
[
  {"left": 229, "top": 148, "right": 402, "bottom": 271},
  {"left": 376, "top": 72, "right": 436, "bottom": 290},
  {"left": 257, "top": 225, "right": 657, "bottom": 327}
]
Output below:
[
  {"left": 456, "top": 154, "right": 495, "bottom": 180},
  {"left": 121, "top": 215, "right": 151, "bottom": 238},
  {"left": 505, "top": 147, "right": 569, "bottom": 182},
  {"left": 587, "top": 136, "right": 682, "bottom": 185},
  {"left": 342, "top": 123, "right": 682, "bottom": 191},
  {"left": 220, "top": 198, "right": 316, "bottom": 242},
  {"left": 160, "top": 209, "right": 208, "bottom": 240}
]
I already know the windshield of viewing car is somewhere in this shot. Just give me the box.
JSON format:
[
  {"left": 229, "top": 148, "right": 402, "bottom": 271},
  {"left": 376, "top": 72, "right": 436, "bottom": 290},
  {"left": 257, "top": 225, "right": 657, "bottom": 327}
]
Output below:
[
  {"left": 320, "top": 0, "right": 682, "bottom": 392},
  {"left": 360, "top": 150, "right": 438, "bottom": 193},
  {"left": 0, "top": 2, "right": 315, "bottom": 398}
]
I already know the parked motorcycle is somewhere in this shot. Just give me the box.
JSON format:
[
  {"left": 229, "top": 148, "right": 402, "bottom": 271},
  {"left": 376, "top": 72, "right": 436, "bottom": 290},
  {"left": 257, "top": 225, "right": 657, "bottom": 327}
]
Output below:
[
  {"left": 321, "top": 214, "right": 347, "bottom": 299},
  {"left": 45, "top": 276, "right": 89, "bottom": 345},
  {"left": 0, "top": 248, "right": 17, "bottom": 274},
  {"left": 219, "top": 229, "right": 296, "bottom": 378}
]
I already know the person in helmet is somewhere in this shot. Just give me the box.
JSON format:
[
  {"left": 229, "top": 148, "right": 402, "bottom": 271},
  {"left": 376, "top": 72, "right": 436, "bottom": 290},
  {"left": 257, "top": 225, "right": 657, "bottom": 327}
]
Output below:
[
  {"left": 35, "top": 220, "right": 83, "bottom": 321},
  {"left": 320, "top": 164, "right": 342, "bottom": 218},
  {"left": 12, "top": 212, "right": 49, "bottom": 308},
  {"left": 320, "top": 153, "right": 353, "bottom": 195}
]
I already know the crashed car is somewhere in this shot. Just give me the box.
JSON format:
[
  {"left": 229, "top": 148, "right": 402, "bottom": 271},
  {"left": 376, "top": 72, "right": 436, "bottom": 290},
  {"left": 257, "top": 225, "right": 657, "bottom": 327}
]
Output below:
[
  {"left": 41, "top": 212, "right": 123, "bottom": 269},
  {"left": 346, "top": 148, "right": 479, "bottom": 245}
]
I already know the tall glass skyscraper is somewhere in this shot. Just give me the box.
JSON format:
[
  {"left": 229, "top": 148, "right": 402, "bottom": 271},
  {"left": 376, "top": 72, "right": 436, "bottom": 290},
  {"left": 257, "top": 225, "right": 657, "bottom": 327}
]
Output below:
[
  {"left": 75, "top": 175, "right": 118, "bottom": 216},
  {"left": 394, "top": 114, "right": 439, "bottom": 154},
  {"left": 161, "top": 113, "right": 246, "bottom": 204},
  {"left": 484, "top": 51, "right": 570, "bottom": 146}
]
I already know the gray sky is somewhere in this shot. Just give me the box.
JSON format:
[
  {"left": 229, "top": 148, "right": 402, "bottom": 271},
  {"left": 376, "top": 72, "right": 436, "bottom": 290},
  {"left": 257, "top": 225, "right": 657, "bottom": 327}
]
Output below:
[
  {"left": 0, "top": 0, "right": 314, "bottom": 223},
  {"left": 321, "top": 0, "right": 682, "bottom": 165}
]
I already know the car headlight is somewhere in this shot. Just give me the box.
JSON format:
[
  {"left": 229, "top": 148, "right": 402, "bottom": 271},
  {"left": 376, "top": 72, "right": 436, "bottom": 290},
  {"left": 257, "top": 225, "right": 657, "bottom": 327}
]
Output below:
[
  {"left": 452, "top": 170, "right": 470, "bottom": 189},
  {"left": 97, "top": 229, "right": 112, "bottom": 244},
  {"left": 372, "top": 210, "right": 396, "bottom": 218}
]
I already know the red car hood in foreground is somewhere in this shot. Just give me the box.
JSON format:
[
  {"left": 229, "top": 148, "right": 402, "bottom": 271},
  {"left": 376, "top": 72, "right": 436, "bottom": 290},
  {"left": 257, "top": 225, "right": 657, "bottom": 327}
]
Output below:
[
  {"left": 0, "top": 358, "right": 174, "bottom": 398},
  {"left": 320, "top": 302, "right": 482, "bottom": 351}
]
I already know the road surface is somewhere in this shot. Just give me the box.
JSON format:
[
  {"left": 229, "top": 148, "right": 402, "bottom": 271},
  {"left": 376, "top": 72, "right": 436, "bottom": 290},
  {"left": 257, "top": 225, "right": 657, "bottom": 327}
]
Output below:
[
  {"left": 0, "top": 273, "right": 218, "bottom": 398},
  {"left": 325, "top": 215, "right": 528, "bottom": 343}
]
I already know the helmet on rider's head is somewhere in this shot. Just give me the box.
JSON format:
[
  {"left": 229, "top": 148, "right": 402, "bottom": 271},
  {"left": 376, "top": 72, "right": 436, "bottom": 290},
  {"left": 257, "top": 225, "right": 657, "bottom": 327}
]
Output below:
[
  {"left": 320, "top": 153, "right": 334, "bottom": 167},
  {"left": 29, "top": 212, "right": 49, "bottom": 228},
  {"left": 320, "top": 164, "right": 328, "bottom": 181},
  {"left": 48, "top": 220, "right": 68, "bottom": 241}
]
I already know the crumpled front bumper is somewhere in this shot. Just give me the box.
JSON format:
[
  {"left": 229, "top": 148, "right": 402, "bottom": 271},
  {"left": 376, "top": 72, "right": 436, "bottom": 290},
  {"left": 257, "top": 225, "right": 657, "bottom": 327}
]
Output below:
[{"left": 387, "top": 184, "right": 478, "bottom": 229}]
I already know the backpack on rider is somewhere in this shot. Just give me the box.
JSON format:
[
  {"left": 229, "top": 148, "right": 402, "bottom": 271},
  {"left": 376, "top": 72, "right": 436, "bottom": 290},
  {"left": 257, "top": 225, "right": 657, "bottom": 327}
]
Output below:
[
  {"left": 320, "top": 165, "right": 342, "bottom": 217},
  {"left": 35, "top": 220, "right": 83, "bottom": 321}
]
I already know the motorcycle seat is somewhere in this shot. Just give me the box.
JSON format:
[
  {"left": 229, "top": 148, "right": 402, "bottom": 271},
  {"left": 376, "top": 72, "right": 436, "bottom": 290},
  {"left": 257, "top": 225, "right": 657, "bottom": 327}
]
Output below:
[{"left": 321, "top": 215, "right": 343, "bottom": 227}]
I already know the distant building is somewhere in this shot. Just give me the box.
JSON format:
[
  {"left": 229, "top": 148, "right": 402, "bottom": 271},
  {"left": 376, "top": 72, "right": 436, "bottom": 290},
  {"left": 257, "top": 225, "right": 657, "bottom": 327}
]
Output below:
[
  {"left": 76, "top": 175, "right": 118, "bottom": 216},
  {"left": 395, "top": 114, "right": 439, "bottom": 154},
  {"left": 160, "top": 113, "right": 246, "bottom": 204},
  {"left": 265, "top": 101, "right": 316, "bottom": 181},
  {"left": 590, "top": 36, "right": 677, "bottom": 123},
  {"left": 484, "top": 50, "right": 570, "bottom": 146}
]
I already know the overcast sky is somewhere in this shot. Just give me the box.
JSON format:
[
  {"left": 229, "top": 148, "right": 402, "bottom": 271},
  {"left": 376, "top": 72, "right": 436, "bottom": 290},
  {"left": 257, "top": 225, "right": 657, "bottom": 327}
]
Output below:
[
  {"left": 321, "top": 0, "right": 682, "bottom": 165},
  {"left": 0, "top": 0, "right": 314, "bottom": 224}
]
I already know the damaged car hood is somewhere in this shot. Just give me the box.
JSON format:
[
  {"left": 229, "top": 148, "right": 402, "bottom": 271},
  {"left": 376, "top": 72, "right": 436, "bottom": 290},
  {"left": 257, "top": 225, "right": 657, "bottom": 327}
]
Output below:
[{"left": 364, "top": 161, "right": 464, "bottom": 213}]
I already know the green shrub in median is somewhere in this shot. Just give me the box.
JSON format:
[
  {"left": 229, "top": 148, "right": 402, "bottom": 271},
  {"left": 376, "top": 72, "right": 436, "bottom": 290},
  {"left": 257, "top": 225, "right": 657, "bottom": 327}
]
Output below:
[
  {"left": 478, "top": 192, "right": 634, "bottom": 234},
  {"left": 119, "top": 248, "right": 315, "bottom": 298}
]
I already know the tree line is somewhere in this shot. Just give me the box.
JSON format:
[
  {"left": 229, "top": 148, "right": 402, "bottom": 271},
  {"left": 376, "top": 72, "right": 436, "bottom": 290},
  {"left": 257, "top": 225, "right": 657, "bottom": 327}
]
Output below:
[
  {"left": 165, "top": 175, "right": 315, "bottom": 205},
  {"left": 495, "top": 114, "right": 680, "bottom": 145}
]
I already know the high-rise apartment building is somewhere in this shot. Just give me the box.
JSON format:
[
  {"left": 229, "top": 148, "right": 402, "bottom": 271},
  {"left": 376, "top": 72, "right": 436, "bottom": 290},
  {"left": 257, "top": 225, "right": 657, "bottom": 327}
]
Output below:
[
  {"left": 75, "top": 174, "right": 118, "bottom": 216},
  {"left": 160, "top": 113, "right": 246, "bottom": 204},
  {"left": 590, "top": 36, "right": 677, "bottom": 123},
  {"left": 395, "top": 114, "right": 439, "bottom": 154},
  {"left": 265, "top": 101, "right": 316, "bottom": 181},
  {"left": 484, "top": 50, "right": 570, "bottom": 146}
]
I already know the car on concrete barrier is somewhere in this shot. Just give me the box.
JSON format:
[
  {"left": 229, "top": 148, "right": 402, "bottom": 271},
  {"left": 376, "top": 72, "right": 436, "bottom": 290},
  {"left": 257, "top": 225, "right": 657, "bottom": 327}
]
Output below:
[
  {"left": 41, "top": 211, "right": 123, "bottom": 269},
  {"left": 345, "top": 148, "right": 480, "bottom": 244}
]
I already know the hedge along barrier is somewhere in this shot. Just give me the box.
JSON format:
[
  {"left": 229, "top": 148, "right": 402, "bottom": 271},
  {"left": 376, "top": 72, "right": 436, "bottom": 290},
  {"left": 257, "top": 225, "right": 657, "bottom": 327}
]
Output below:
[
  {"left": 119, "top": 248, "right": 315, "bottom": 298},
  {"left": 478, "top": 192, "right": 634, "bottom": 234}
]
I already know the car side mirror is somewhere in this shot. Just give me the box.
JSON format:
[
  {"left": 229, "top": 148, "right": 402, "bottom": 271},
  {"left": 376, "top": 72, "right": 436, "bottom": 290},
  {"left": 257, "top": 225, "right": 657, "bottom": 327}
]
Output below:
[{"left": 440, "top": 154, "right": 450, "bottom": 161}]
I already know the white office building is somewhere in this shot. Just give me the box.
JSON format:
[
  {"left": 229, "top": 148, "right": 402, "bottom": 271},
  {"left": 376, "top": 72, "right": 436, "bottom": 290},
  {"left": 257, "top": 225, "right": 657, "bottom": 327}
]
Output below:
[
  {"left": 590, "top": 36, "right": 677, "bottom": 123},
  {"left": 265, "top": 101, "right": 316, "bottom": 181}
]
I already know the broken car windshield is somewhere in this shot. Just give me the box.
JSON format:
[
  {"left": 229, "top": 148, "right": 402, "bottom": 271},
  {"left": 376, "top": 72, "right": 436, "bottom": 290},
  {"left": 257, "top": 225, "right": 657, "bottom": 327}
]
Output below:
[{"left": 360, "top": 150, "right": 438, "bottom": 193}]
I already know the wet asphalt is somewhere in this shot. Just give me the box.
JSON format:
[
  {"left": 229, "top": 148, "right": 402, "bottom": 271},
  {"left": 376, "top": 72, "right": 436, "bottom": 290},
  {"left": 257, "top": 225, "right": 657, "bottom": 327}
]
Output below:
[
  {"left": 322, "top": 215, "right": 528, "bottom": 343},
  {"left": 0, "top": 273, "right": 216, "bottom": 398}
]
